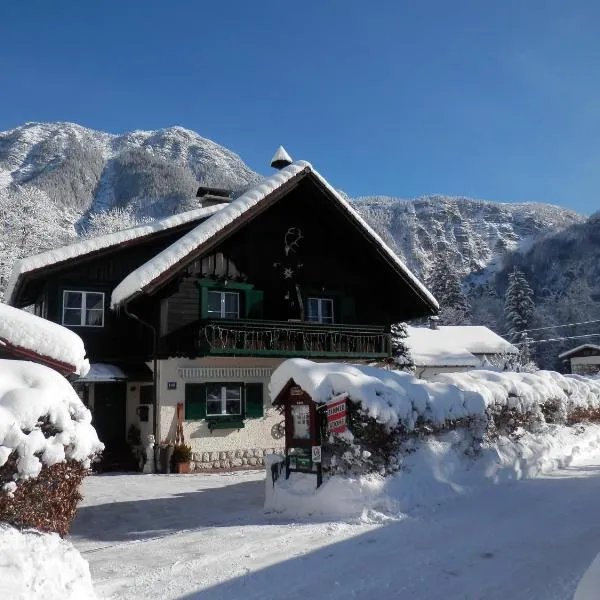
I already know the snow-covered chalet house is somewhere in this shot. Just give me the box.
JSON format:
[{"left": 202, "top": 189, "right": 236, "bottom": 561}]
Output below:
[
  {"left": 406, "top": 322, "right": 517, "bottom": 379},
  {"left": 558, "top": 345, "right": 600, "bottom": 376},
  {"left": 5, "top": 151, "right": 438, "bottom": 469}
]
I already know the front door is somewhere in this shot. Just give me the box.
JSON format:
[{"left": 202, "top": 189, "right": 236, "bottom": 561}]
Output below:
[{"left": 93, "top": 382, "right": 127, "bottom": 452}]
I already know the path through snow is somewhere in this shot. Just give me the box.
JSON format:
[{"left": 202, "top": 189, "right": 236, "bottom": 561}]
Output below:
[{"left": 71, "top": 461, "right": 600, "bottom": 599}]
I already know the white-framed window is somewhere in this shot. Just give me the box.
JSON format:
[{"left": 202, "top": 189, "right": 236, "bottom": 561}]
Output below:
[
  {"left": 206, "top": 383, "right": 242, "bottom": 416},
  {"left": 307, "top": 297, "right": 334, "bottom": 324},
  {"left": 207, "top": 290, "right": 240, "bottom": 318},
  {"left": 62, "top": 290, "right": 105, "bottom": 327}
]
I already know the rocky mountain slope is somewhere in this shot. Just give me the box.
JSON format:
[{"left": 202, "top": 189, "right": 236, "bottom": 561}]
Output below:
[
  {"left": 353, "top": 195, "right": 583, "bottom": 282},
  {"left": 0, "top": 121, "right": 259, "bottom": 222},
  {"left": 0, "top": 122, "right": 588, "bottom": 331}
]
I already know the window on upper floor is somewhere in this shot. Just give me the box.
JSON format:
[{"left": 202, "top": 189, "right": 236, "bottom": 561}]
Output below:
[
  {"left": 62, "top": 290, "right": 105, "bottom": 327},
  {"left": 306, "top": 297, "right": 334, "bottom": 324},
  {"left": 207, "top": 290, "right": 240, "bottom": 319}
]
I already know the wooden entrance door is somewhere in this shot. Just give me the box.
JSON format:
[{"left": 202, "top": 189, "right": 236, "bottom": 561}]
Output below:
[{"left": 93, "top": 382, "right": 127, "bottom": 451}]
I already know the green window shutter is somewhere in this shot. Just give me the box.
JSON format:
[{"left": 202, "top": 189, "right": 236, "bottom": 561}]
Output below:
[
  {"left": 245, "top": 383, "right": 264, "bottom": 418},
  {"left": 199, "top": 285, "right": 209, "bottom": 319},
  {"left": 339, "top": 295, "right": 356, "bottom": 323},
  {"left": 185, "top": 383, "right": 206, "bottom": 420},
  {"left": 245, "top": 289, "right": 264, "bottom": 319}
]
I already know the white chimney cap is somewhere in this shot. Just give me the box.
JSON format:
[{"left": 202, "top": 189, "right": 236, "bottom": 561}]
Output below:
[{"left": 270, "top": 146, "right": 293, "bottom": 170}]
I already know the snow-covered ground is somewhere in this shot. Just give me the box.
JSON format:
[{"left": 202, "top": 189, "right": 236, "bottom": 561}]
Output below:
[{"left": 72, "top": 451, "right": 600, "bottom": 600}]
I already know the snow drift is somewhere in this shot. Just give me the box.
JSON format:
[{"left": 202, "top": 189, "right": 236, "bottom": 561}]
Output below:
[{"left": 0, "top": 525, "right": 96, "bottom": 600}]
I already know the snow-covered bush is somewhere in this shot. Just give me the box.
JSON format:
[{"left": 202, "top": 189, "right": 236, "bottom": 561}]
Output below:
[
  {"left": 0, "top": 360, "right": 103, "bottom": 535},
  {"left": 270, "top": 360, "right": 600, "bottom": 476}
]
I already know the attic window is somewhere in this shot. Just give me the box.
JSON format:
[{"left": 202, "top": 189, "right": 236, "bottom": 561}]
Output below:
[
  {"left": 62, "top": 291, "right": 105, "bottom": 327},
  {"left": 207, "top": 290, "right": 239, "bottom": 319}
]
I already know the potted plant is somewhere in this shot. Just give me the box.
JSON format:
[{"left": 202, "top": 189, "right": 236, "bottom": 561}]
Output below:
[{"left": 171, "top": 443, "right": 192, "bottom": 473}]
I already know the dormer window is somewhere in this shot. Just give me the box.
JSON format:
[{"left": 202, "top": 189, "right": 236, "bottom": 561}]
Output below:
[
  {"left": 62, "top": 291, "right": 105, "bottom": 327},
  {"left": 207, "top": 290, "right": 240, "bottom": 319},
  {"left": 307, "top": 298, "right": 334, "bottom": 324}
]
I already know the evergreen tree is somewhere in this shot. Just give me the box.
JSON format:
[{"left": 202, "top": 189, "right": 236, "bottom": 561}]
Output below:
[
  {"left": 390, "top": 322, "right": 413, "bottom": 370},
  {"left": 426, "top": 253, "right": 470, "bottom": 324},
  {"left": 504, "top": 267, "right": 535, "bottom": 342}
]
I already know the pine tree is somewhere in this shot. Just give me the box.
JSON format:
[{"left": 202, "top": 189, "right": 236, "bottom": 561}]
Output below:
[
  {"left": 390, "top": 322, "right": 413, "bottom": 370},
  {"left": 504, "top": 267, "right": 535, "bottom": 342},
  {"left": 426, "top": 253, "right": 470, "bottom": 324}
]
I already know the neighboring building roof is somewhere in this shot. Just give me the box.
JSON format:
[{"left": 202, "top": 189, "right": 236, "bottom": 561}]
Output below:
[
  {"left": 406, "top": 325, "right": 518, "bottom": 368},
  {"left": 5, "top": 204, "right": 226, "bottom": 305},
  {"left": 111, "top": 161, "right": 439, "bottom": 312},
  {"left": 558, "top": 344, "right": 600, "bottom": 359},
  {"left": 0, "top": 303, "right": 89, "bottom": 376}
]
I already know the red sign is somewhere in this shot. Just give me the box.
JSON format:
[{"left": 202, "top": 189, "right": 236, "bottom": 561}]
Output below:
[{"left": 326, "top": 397, "right": 347, "bottom": 434}]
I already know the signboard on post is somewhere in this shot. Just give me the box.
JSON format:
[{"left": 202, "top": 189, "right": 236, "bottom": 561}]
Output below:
[
  {"left": 311, "top": 445, "right": 322, "bottom": 463},
  {"left": 326, "top": 396, "right": 348, "bottom": 434}
]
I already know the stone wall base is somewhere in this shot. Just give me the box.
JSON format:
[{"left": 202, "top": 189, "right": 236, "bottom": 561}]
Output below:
[{"left": 191, "top": 447, "right": 284, "bottom": 471}]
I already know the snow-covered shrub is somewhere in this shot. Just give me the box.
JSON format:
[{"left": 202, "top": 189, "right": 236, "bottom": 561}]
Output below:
[
  {"left": 270, "top": 360, "right": 600, "bottom": 476},
  {"left": 0, "top": 360, "right": 103, "bottom": 536},
  {"left": 322, "top": 401, "right": 403, "bottom": 476}
]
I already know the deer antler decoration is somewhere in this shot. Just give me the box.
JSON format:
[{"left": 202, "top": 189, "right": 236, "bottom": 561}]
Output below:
[{"left": 284, "top": 227, "right": 303, "bottom": 256}]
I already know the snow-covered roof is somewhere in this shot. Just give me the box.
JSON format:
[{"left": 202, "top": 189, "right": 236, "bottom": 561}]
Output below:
[
  {"left": 406, "top": 325, "right": 517, "bottom": 367},
  {"left": 111, "top": 161, "right": 438, "bottom": 310},
  {"left": 5, "top": 204, "right": 226, "bottom": 304},
  {"left": 0, "top": 303, "right": 89, "bottom": 376},
  {"left": 558, "top": 345, "right": 600, "bottom": 359}
]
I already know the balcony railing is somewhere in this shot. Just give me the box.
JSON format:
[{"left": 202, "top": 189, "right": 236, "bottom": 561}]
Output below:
[{"left": 196, "top": 319, "right": 391, "bottom": 359}]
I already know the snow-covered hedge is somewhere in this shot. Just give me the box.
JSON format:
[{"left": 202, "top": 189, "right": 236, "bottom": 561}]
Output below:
[
  {"left": 269, "top": 359, "right": 600, "bottom": 432},
  {"left": 0, "top": 360, "right": 103, "bottom": 535},
  {"left": 0, "top": 360, "right": 103, "bottom": 483},
  {"left": 269, "top": 360, "right": 600, "bottom": 476}
]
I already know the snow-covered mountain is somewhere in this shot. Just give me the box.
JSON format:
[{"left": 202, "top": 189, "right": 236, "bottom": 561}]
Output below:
[
  {"left": 0, "top": 121, "right": 259, "bottom": 220},
  {"left": 353, "top": 195, "right": 583, "bottom": 281},
  {"left": 0, "top": 121, "right": 586, "bottom": 302}
]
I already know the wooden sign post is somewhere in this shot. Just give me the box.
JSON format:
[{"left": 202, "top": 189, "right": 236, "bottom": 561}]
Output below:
[{"left": 272, "top": 379, "right": 323, "bottom": 488}]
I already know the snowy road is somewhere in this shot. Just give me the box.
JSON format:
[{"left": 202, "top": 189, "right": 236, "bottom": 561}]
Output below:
[{"left": 70, "top": 461, "right": 600, "bottom": 600}]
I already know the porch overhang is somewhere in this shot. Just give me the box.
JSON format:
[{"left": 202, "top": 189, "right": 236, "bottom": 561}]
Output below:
[{"left": 76, "top": 362, "right": 153, "bottom": 383}]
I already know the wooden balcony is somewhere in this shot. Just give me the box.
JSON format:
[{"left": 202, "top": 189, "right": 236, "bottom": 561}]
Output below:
[
  {"left": 160, "top": 318, "right": 391, "bottom": 359},
  {"left": 192, "top": 319, "right": 392, "bottom": 359}
]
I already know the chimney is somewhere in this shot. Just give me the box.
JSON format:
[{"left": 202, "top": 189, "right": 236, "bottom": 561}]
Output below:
[
  {"left": 429, "top": 315, "right": 440, "bottom": 330},
  {"left": 195, "top": 186, "right": 232, "bottom": 208},
  {"left": 270, "top": 146, "right": 293, "bottom": 170}
]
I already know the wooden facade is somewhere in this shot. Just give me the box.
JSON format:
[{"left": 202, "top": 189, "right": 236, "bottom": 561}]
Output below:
[{"left": 11, "top": 173, "right": 435, "bottom": 365}]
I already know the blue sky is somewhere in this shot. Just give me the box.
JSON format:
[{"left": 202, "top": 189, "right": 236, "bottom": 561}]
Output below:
[{"left": 1, "top": 1, "right": 598, "bottom": 213}]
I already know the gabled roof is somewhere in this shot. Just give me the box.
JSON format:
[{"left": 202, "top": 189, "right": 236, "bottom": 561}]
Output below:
[
  {"left": 0, "top": 303, "right": 89, "bottom": 376},
  {"left": 406, "top": 325, "right": 517, "bottom": 368},
  {"left": 558, "top": 344, "right": 600, "bottom": 359},
  {"left": 5, "top": 204, "right": 226, "bottom": 305},
  {"left": 111, "top": 161, "right": 438, "bottom": 311}
]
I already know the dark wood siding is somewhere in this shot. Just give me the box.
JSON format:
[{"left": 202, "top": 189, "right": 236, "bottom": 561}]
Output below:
[{"left": 165, "top": 279, "right": 200, "bottom": 334}]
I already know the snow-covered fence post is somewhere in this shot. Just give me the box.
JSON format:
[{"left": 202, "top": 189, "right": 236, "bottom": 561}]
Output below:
[{"left": 143, "top": 434, "right": 156, "bottom": 474}]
